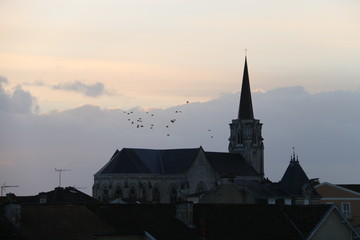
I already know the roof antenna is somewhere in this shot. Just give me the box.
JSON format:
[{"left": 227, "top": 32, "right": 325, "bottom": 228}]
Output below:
[
  {"left": 1, "top": 183, "right": 19, "bottom": 197},
  {"left": 55, "top": 168, "right": 71, "bottom": 187}
]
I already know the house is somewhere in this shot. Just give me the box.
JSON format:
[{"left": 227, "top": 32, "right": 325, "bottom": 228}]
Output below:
[{"left": 315, "top": 182, "right": 360, "bottom": 231}]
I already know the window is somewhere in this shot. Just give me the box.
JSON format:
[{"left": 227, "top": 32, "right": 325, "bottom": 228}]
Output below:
[
  {"left": 268, "top": 198, "right": 276, "bottom": 205},
  {"left": 129, "top": 186, "right": 137, "bottom": 200},
  {"left": 102, "top": 186, "right": 109, "bottom": 202},
  {"left": 237, "top": 130, "right": 243, "bottom": 144},
  {"left": 341, "top": 202, "right": 351, "bottom": 217},
  {"left": 170, "top": 186, "right": 178, "bottom": 203},
  {"left": 142, "top": 187, "right": 147, "bottom": 201},
  {"left": 285, "top": 198, "right": 292, "bottom": 205},
  {"left": 196, "top": 182, "right": 207, "bottom": 193},
  {"left": 153, "top": 186, "right": 160, "bottom": 203},
  {"left": 114, "top": 186, "right": 122, "bottom": 198}
]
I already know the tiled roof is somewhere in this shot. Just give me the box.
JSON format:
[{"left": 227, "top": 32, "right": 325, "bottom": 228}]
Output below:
[
  {"left": 20, "top": 205, "right": 115, "bottom": 240},
  {"left": 337, "top": 184, "right": 360, "bottom": 194},
  {"left": 193, "top": 204, "right": 329, "bottom": 240},
  {"left": 280, "top": 205, "right": 331, "bottom": 236},
  {"left": 3, "top": 203, "right": 351, "bottom": 240},
  {"left": 205, "top": 152, "right": 259, "bottom": 177},
  {"left": 1, "top": 187, "right": 97, "bottom": 204},
  {"left": 88, "top": 204, "right": 199, "bottom": 240},
  {"left": 41, "top": 187, "right": 98, "bottom": 204},
  {"left": 193, "top": 204, "right": 336, "bottom": 240}
]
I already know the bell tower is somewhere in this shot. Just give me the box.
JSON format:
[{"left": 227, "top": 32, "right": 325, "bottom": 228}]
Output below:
[{"left": 228, "top": 56, "right": 264, "bottom": 177}]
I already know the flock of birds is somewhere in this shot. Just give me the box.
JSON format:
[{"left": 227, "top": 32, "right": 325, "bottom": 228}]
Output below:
[{"left": 121, "top": 101, "right": 215, "bottom": 139}]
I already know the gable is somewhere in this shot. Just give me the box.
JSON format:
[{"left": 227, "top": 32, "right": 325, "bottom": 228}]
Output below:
[
  {"left": 307, "top": 207, "right": 357, "bottom": 240},
  {"left": 185, "top": 149, "right": 216, "bottom": 193}
]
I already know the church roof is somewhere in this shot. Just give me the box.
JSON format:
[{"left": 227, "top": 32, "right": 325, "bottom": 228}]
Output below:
[
  {"left": 96, "top": 148, "right": 200, "bottom": 175},
  {"left": 96, "top": 148, "right": 259, "bottom": 177},
  {"left": 238, "top": 56, "right": 254, "bottom": 120},
  {"left": 205, "top": 152, "right": 259, "bottom": 177}
]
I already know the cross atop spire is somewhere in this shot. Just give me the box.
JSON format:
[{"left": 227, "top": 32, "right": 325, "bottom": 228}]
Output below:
[{"left": 238, "top": 56, "right": 254, "bottom": 119}]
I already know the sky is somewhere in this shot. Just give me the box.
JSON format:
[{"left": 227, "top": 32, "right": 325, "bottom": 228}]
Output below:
[{"left": 0, "top": 0, "right": 359, "bottom": 196}]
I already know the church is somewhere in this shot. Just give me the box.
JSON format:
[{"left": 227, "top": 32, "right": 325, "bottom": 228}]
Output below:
[{"left": 93, "top": 57, "right": 319, "bottom": 205}]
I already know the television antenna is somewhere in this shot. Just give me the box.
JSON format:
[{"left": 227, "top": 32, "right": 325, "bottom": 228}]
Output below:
[
  {"left": 55, "top": 168, "right": 71, "bottom": 187},
  {"left": 1, "top": 183, "right": 19, "bottom": 197}
]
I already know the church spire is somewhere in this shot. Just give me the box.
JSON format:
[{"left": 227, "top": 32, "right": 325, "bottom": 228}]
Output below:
[
  {"left": 238, "top": 56, "right": 254, "bottom": 120},
  {"left": 229, "top": 55, "right": 264, "bottom": 177}
]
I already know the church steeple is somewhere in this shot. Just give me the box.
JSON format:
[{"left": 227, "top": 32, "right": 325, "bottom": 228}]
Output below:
[
  {"left": 238, "top": 56, "right": 254, "bottom": 120},
  {"left": 228, "top": 56, "right": 264, "bottom": 178}
]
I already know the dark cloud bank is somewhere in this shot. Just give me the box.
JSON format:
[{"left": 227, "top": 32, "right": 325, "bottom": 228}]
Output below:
[{"left": 1, "top": 81, "right": 360, "bottom": 196}]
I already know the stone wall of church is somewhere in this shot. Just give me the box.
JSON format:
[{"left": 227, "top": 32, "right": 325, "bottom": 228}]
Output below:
[{"left": 93, "top": 174, "right": 188, "bottom": 203}]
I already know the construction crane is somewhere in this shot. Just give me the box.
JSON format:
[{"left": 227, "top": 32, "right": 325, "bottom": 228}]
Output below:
[
  {"left": 1, "top": 183, "right": 19, "bottom": 197},
  {"left": 55, "top": 168, "right": 71, "bottom": 187}
]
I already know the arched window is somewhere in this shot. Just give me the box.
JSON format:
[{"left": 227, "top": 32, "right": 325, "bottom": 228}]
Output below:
[
  {"left": 114, "top": 186, "right": 122, "bottom": 199},
  {"left": 129, "top": 185, "right": 137, "bottom": 200},
  {"left": 169, "top": 185, "right": 178, "bottom": 203},
  {"left": 153, "top": 185, "right": 161, "bottom": 203},
  {"left": 141, "top": 187, "right": 147, "bottom": 201},
  {"left": 238, "top": 129, "right": 243, "bottom": 144},
  {"left": 196, "top": 182, "right": 207, "bottom": 193},
  {"left": 102, "top": 186, "right": 109, "bottom": 202}
]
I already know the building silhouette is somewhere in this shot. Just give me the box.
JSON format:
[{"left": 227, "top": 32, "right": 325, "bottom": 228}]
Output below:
[{"left": 93, "top": 57, "right": 317, "bottom": 205}]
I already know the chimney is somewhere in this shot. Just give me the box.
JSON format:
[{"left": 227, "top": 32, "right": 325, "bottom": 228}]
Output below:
[{"left": 39, "top": 192, "right": 47, "bottom": 204}]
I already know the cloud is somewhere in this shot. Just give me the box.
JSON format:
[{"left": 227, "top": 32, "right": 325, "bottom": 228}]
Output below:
[
  {"left": 0, "top": 79, "right": 38, "bottom": 113},
  {"left": 25, "top": 80, "right": 115, "bottom": 97},
  {"left": 24, "top": 79, "right": 46, "bottom": 87},
  {"left": 0, "top": 75, "right": 8, "bottom": 84},
  {"left": 52, "top": 81, "right": 108, "bottom": 97},
  {"left": 1, "top": 85, "right": 359, "bottom": 196}
]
